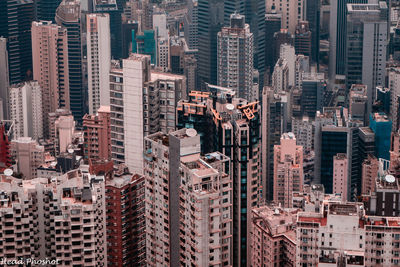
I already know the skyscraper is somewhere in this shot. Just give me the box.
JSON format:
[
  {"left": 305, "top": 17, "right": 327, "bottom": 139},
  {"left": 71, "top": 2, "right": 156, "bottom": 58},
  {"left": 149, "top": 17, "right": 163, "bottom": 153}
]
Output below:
[
  {"left": 0, "top": 0, "right": 35, "bottom": 85},
  {"left": 56, "top": 0, "right": 86, "bottom": 124},
  {"left": 265, "top": 0, "right": 304, "bottom": 34},
  {"left": 305, "top": 0, "right": 320, "bottom": 64},
  {"left": 273, "top": 132, "right": 304, "bottom": 208},
  {"left": 9, "top": 81, "right": 43, "bottom": 140},
  {"left": 0, "top": 38, "right": 9, "bottom": 119},
  {"left": 346, "top": 2, "right": 388, "bottom": 115},
  {"left": 197, "top": 0, "right": 224, "bottom": 87},
  {"left": 217, "top": 13, "right": 256, "bottom": 101},
  {"left": 87, "top": 13, "right": 111, "bottom": 114},
  {"left": 31, "top": 21, "right": 70, "bottom": 139},
  {"left": 369, "top": 112, "right": 392, "bottom": 160},
  {"left": 33, "top": 0, "right": 62, "bottom": 22}
]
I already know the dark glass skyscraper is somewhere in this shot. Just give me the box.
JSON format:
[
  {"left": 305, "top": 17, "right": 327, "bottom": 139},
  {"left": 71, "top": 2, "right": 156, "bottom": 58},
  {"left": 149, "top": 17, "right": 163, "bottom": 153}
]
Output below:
[
  {"left": 0, "top": 0, "right": 35, "bottom": 85},
  {"left": 197, "top": 0, "right": 224, "bottom": 87},
  {"left": 34, "top": 0, "right": 62, "bottom": 22},
  {"left": 56, "top": 0, "right": 86, "bottom": 124}
]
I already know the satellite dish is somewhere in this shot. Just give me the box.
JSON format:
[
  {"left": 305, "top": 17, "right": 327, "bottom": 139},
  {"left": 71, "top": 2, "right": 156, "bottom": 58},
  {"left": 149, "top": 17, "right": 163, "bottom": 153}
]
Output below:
[
  {"left": 385, "top": 175, "right": 395, "bottom": 183},
  {"left": 186, "top": 128, "right": 197, "bottom": 137},
  {"left": 68, "top": 148, "right": 74, "bottom": 154},
  {"left": 3, "top": 169, "right": 13, "bottom": 177},
  {"left": 274, "top": 209, "right": 280, "bottom": 215},
  {"left": 226, "top": 103, "right": 235, "bottom": 111}
]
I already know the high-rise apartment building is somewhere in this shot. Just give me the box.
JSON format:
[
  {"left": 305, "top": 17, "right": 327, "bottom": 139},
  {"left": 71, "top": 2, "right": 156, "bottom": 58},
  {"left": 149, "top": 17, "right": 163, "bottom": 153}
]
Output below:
[
  {"left": 361, "top": 154, "right": 379, "bottom": 195},
  {"left": 83, "top": 106, "right": 111, "bottom": 163},
  {"left": 273, "top": 133, "right": 304, "bottom": 207},
  {"left": 177, "top": 86, "right": 261, "bottom": 265},
  {"left": 9, "top": 81, "right": 43, "bottom": 140},
  {"left": 31, "top": 21, "right": 70, "bottom": 139},
  {"left": 346, "top": 2, "right": 388, "bottom": 115},
  {"left": 261, "top": 87, "right": 290, "bottom": 200},
  {"left": 349, "top": 84, "right": 368, "bottom": 124},
  {"left": 106, "top": 173, "right": 145, "bottom": 266},
  {"left": 110, "top": 55, "right": 186, "bottom": 172},
  {"left": 0, "top": 122, "right": 11, "bottom": 170},
  {"left": 184, "top": 0, "right": 198, "bottom": 50},
  {"left": 56, "top": 0, "right": 86, "bottom": 124},
  {"left": 0, "top": 170, "right": 107, "bottom": 265},
  {"left": 217, "top": 13, "right": 256, "bottom": 101},
  {"left": 332, "top": 153, "right": 349, "bottom": 200},
  {"left": 265, "top": 0, "right": 304, "bottom": 33},
  {"left": 272, "top": 58, "right": 289, "bottom": 92},
  {"left": 87, "top": 13, "right": 111, "bottom": 115},
  {"left": 11, "top": 137, "right": 44, "bottom": 179},
  {"left": 389, "top": 67, "right": 400, "bottom": 131},
  {"left": 250, "top": 205, "right": 297, "bottom": 267}
]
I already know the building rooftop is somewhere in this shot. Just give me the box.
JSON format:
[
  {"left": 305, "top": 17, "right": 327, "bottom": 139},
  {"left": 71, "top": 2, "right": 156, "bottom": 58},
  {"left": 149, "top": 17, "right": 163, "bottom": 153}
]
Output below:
[{"left": 371, "top": 112, "right": 390, "bottom": 122}]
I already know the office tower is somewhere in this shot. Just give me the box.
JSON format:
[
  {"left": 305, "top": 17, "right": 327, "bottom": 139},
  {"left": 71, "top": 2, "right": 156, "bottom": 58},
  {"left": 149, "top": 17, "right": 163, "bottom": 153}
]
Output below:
[
  {"left": 11, "top": 137, "right": 44, "bottom": 179},
  {"left": 0, "top": 0, "right": 35, "bottom": 85},
  {"left": 271, "top": 59, "right": 289, "bottom": 92},
  {"left": 0, "top": 38, "right": 9, "bottom": 120},
  {"left": 361, "top": 154, "right": 379, "bottom": 194},
  {"left": 300, "top": 72, "right": 324, "bottom": 118},
  {"left": 297, "top": 202, "right": 366, "bottom": 266},
  {"left": 273, "top": 133, "right": 304, "bottom": 208},
  {"left": 0, "top": 122, "right": 12, "bottom": 170},
  {"left": 9, "top": 81, "right": 43, "bottom": 140},
  {"left": 346, "top": 2, "right": 388, "bottom": 115},
  {"left": 184, "top": 0, "right": 198, "bottom": 50},
  {"left": 144, "top": 129, "right": 200, "bottom": 266},
  {"left": 0, "top": 170, "right": 107, "bottom": 265},
  {"left": 391, "top": 130, "right": 400, "bottom": 163},
  {"left": 132, "top": 30, "right": 157, "bottom": 64},
  {"left": 272, "top": 30, "right": 294, "bottom": 72},
  {"left": 31, "top": 21, "right": 70, "bottom": 139},
  {"left": 93, "top": 0, "right": 123, "bottom": 59},
  {"left": 305, "top": 0, "right": 320, "bottom": 64},
  {"left": 217, "top": 13, "right": 256, "bottom": 100},
  {"left": 106, "top": 173, "right": 146, "bottom": 266},
  {"left": 279, "top": 44, "right": 296, "bottom": 87},
  {"left": 170, "top": 37, "right": 185, "bottom": 74},
  {"left": 83, "top": 106, "right": 111, "bottom": 163},
  {"left": 121, "top": 20, "right": 139, "bottom": 59},
  {"left": 389, "top": 67, "right": 400, "bottom": 131},
  {"left": 292, "top": 117, "right": 314, "bottom": 151},
  {"left": 369, "top": 112, "right": 392, "bottom": 160},
  {"left": 261, "top": 87, "right": 290, "bottom": 200},
  {"left": 56, "top": 0, "right": 86, "bottom": 124},
  {"left": 87, "top": 13, "right": 111, "bottom": 115},
  {"left": 332, "top": 153, "right": 349, "bottom": 200},
  {"left": 294, "top": 21, "right": 312, "bottom": 57},
  {"left": 180, "top": 151, "right": 233, "bottom": 266},
  {"left": 33, "top": 0, "right": 62, "bottom": 22},
  {"left": 349, "top": 84, "right": 368, "bottom": 124},
  {"left": 177, "top": 86, "right": 261, "bottom": 265},
  {"left": 294, "top": 54, "right": 310, "bottom": 90},
  {"left": 153, "top": 11, "right": 168, "bottom": 39},
  {"left": 265, "top": 0, "right": 304, "bottom": 34},
  {"left": 315, "top": 108, "right": 362, "bottom": 196},
  {"left": 329, "top": 0, "right": 367, "bottom": 81},
  {"left": 55, "top": 113, "right": 75, "bottom": 154},
  {"left": 265, "top": 12, "right": 282, "bottom": 74},
  {"left": 375, "top": 86, "right": 390, "bottom": 115},
  {"left": 249, "top": 205, "right": 297, "bottom": 267},
  {"left": 197, "top": 0, "right": 224, "bottom": 87}
]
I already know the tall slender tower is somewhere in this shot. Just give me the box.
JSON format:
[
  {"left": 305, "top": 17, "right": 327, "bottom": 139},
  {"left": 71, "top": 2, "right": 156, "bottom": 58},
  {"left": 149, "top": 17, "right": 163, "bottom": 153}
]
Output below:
[
  {"left": 87, "top": 13, "right": 111, "bottom": 114},
  {"left": 217, "top": 13, "right": 256, "bottom": 100},
  {"left": 273, "top": 132, "right": 304, "bottom": 208},
  {"left": 56, "top": 0, "right": 86, "bottom": 124},
  {"left": 31, "top": 21, "right": 70, "bottom": 139}
]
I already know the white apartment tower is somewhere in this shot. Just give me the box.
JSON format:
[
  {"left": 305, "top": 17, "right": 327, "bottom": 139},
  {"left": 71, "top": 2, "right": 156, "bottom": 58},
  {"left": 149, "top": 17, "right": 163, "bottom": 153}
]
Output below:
[
  {"left": 87, "top": 13, "right": 111, "bottom": 114},
  {"left": 217, "top": 13, "right": 256, "bottom": 101},
  {"left": 9, "top": 81, "right": 43, "bottom": 140}
]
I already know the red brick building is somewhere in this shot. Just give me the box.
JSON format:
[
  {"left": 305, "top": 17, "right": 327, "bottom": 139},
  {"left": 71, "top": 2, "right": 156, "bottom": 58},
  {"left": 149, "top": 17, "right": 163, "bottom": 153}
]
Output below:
[{"left": 106, "top": 173, "right": 145, "bottom": 266}]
